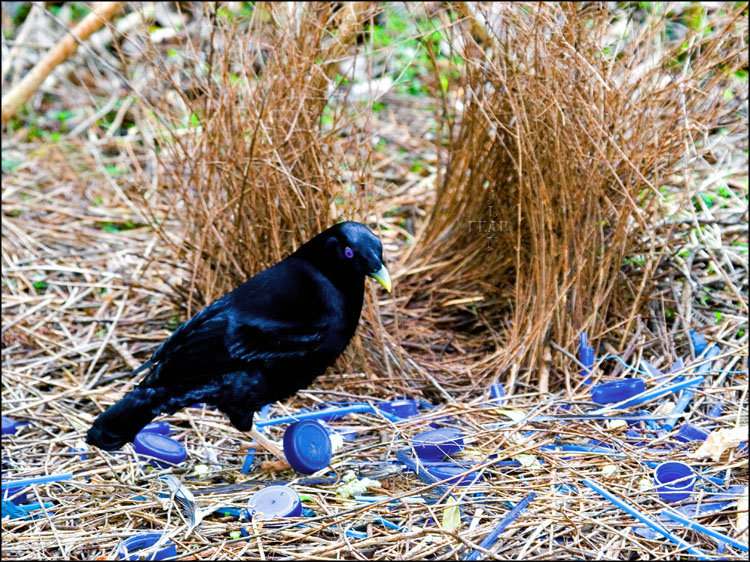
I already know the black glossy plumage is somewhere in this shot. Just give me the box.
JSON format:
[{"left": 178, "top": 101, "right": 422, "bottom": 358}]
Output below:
[{"left": 86, "top": 222, "right": 389, "bottom": 450}]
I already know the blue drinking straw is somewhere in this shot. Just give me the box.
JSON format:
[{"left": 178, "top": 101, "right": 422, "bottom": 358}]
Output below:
[
  {"left": 1, "top": 473, "right": 73, "bottom": 488},
  {"left": 583, "top": 478, "right": 709, "bottom": 560},
  {"left": 464, "top": 492, "right": 536, "bottom": 560},
  {"left": 661, "top": 509, "right": 748, "bottom": 553},
  {"left": 255, "top": 404, "right": 401, "bottom": 426}
]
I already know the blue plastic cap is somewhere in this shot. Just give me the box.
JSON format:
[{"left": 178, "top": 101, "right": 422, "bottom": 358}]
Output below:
[
  {"left": 690, "top": 330, "right": 707, "bottom": 356},
  {"left": 117, "top": 533, "right": 176, "bottom": 560},
  {"left": 654, "top": 461, "right": 695, "bottom": 502},
  {"left": 675, "top": 423, "right": 710, "bottom": 443},
  {"left": 590, "top": 378, "right": 646, "bottom": 404},
  {"left": 412, "top": 428, "right": 464, "bottom": 461},
  {"left": 141, "top": 421, "right": 171, "bottom": 435},
  {"left": 2, "top": 416, "right": 17, "bottom": 435},
  {"left": 283, "top": 420, "right": 332, "bottom": 474},
  {"left": 247, "top": 485, "right": 302, "bottom": 519},
  {"left": 425, "top": 463, "right": 482, "bottom": 486},
  {"left": 133, "top": 432, "right": 187, "bottom": 468},
  {"left": 377, "top": 400, "right": 419, "bottom": 419}
]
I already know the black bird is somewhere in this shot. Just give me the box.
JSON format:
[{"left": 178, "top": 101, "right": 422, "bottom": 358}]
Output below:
[{"left": 86, "top": 221, "right": 391, "bottom": 450}]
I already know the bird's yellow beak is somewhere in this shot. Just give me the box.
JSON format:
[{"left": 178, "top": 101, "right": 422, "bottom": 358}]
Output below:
[{"left": 368, "top": 264, "right": 392, "bottom": 293}]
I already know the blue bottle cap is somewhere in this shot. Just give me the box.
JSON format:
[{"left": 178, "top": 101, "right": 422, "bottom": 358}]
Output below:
[
  {"left": 2, "top": 416, "right": 17, "bottom": 435},
  {"left": 654, "top": 461, "right": 695, "bottom": 502},
  {"left": 133, "top": 432, "right": 187, "bottom": 468},
  {"left": 377, "top": 400, "right": 419, "bottom": 419},
  {"left": 141, "top": 421, "right": 171, "bottom": 435},
  {"left": 590, "top": 378, "right": 646, "bottom": 404},
  {"left": 412, "top": 428, "right": 464, "bottom": 461},
  {"left": 675, "top": 423, "right": 710, "bottom": 443},
  {"left": 283, "top": 420, "right": 332, "bottom": 474},
  {"left": 424, "top": 463, "right": 482, "bottom": 486},
  {"left": 246, "top": 485, "right": 302, "bottom": 519},
  {"left": 117, "top": 533, "right": 176, "bottom": 560},
  {"left": 2, "top": 485, "right": 28, "bottom": 505}
]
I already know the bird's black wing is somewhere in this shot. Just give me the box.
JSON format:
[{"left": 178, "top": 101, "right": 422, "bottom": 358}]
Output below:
[{"left": 139, "top": 258, "right": 332, "bottom": 387}]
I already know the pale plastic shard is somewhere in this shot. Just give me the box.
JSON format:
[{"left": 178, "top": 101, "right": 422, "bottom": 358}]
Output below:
[{"left": 690, "top": 426, "right": 748, "bottom": 462}]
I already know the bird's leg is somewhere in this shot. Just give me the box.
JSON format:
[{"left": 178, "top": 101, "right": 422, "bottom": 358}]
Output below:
[{"left": 248, "top": 428, "right": 288, "bottom": 465}]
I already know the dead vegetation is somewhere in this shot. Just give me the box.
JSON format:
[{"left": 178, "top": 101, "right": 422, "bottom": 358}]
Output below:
[{"left": 1, "top": 2, "right": 747, "bottom": 560}]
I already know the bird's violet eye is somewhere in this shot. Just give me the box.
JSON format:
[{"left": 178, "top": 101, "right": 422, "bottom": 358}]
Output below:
[{"left": 344, "top": 247, "right": 354, "bottom": 259}]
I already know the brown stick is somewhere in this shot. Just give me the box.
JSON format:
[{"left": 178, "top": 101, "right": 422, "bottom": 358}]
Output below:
[{"left": 1, "top": 2, "right": 123, "bottom": 123}]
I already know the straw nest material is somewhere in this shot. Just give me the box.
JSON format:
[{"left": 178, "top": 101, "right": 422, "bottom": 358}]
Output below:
[{"left": 2, "top": 2, "right": 747, "bottom": 560}]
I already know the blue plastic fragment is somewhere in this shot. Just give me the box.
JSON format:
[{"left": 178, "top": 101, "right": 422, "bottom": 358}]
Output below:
[
  {"left": 662, "top": 388, "right": 698, "bottom": 432},
  {"left": 695, "top": 345, "right": 720, "bottom": 375},
  {"left": 707, "top": 403, "right": 724, "bottom": 419},
  {"left": 690, "top": 330, "right": 707, "bottom": 356},
  {"left": 241, "top": 451, "right": 255, "bottom": 475},
  {"left": 142, "top": 421, "right": 172, "bottom": 435},
  {"left": 579, "top": 332, "right": 595, "bottom": 384},
  {"left": 583, "top": 478, "right": 709, "bottom": 560},
  {"left": 624, "top": 429, "right": 647, "bottom": 447},
  {"left": 396, "top": 449, "right": 462, "bottom": 513},
  {"left": 424, "top": 463, "right": 482, "bottom": 487},
  {"left": 377, "top": 400, "right": 419, "bottom": 419},
  {"left": 640, "top": 360, "right": 663, "bottom": 378},
  {"left": 675, "top": 423, "right": 710, "bottom": 443},
  {"left": 489, "top": 383, "right": 506, "bottom": 405},
  {"left": 117, "top": 533, "right": 176, "bottom": 560},
  {"left": 591, "top": 378, "right": 646, "bottom": 404},
  {"left": 2, "top": 416, "right": 18, "bottom": 435},
  {"left": 2, "top": 485, "right": 27, "bottom": 505},
  {"left": 213, "top": 506, "right": 244, "bottom": 517},
  {"left": 592, "top": 376, "right": 704, "bottom": 412},
  {"left": 411, "top": 428, "right": 464, "bottom": 461},
  {"left": 464, "top": 492, "right": 536, "bottom": 560}
]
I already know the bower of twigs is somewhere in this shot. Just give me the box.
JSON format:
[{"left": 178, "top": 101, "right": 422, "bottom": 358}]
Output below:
[{"left": 2, "top": 2, "right": 747, "bottom": 560}]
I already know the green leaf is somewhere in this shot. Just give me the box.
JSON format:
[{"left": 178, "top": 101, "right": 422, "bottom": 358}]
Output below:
[
  {"left": 441, "top": 497, "right": 461, "bottom": 532},
  {"left": 496, "top": 409, "right": 526, "bottom": 422}
]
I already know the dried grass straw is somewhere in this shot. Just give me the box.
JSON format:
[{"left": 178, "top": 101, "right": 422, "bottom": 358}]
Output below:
[{"left": 1, "top": 2, "right": 747, "bottom": 560}]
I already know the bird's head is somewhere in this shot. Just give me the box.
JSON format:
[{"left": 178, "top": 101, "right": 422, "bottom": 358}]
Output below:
[{"left": 302, "top": 221, "right": 391, "bottom": 292}]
